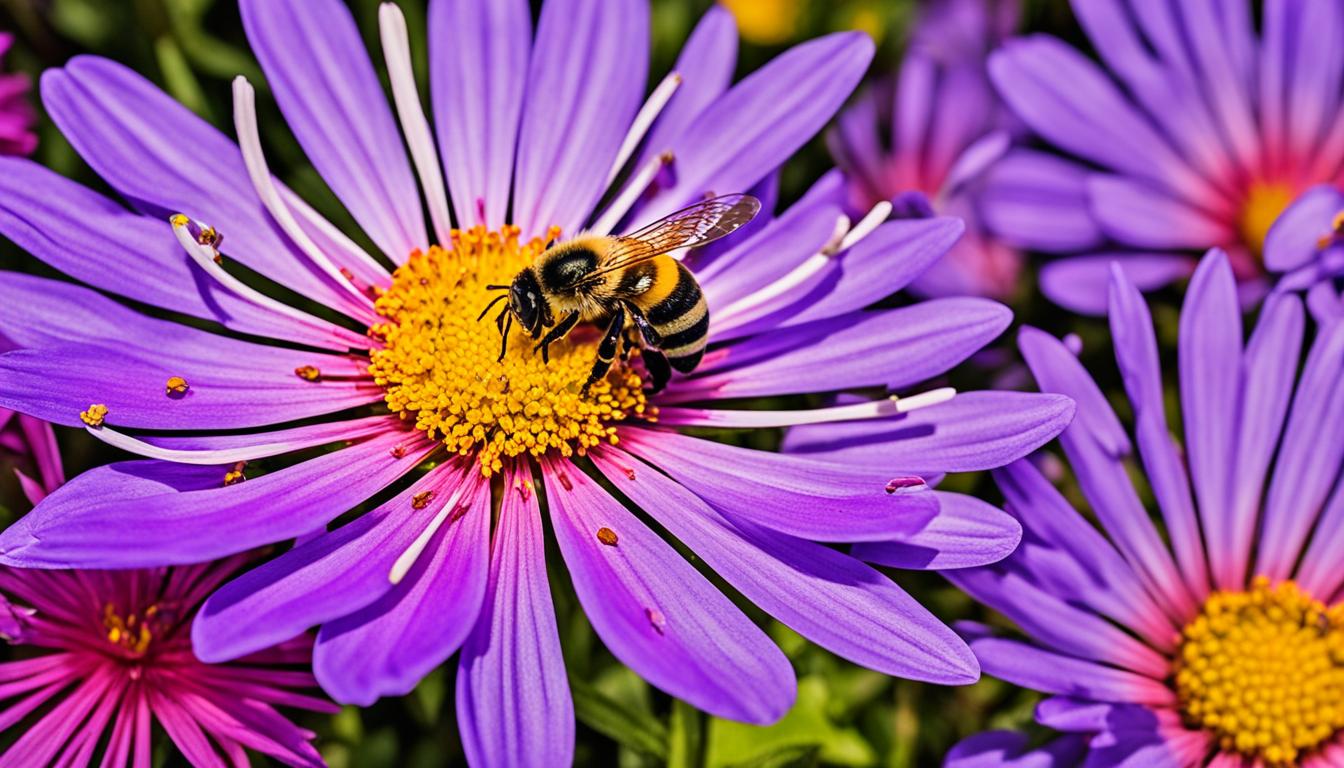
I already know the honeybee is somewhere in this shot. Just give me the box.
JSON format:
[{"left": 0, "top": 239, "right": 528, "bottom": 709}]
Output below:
[{"left": 481, "top": 194, "right": 760, "bottom": 393}]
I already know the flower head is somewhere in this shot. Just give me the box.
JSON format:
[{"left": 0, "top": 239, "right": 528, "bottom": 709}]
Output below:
[
  {"left": 0, "top": 1, "right": 1073, "bottom": 764},
  {"left": 829, "top": 0, "right": 1023, "bottom": 300},
  {"left": 0, "top": 34, "right": 36, "bottom": 157},
  {"left": 0, "top": 559, "right": 336, "bottom": 766},
  {"left": 982, "top": 1, "right": 1344, "bottom": 313},
  {"left": 945, "top": 249, "right": 1344, "bottom": 766}
]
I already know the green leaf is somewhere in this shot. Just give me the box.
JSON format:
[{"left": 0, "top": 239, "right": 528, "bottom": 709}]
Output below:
[
  {"left": 706, "top": 678, "right": 877, "bottom": 768},
  {"left": 411, "top": 667, "right": 448, "bottom": 727},
  {"left": 154, "top": 36, "right": 211, "bottom": 120},
  {"left": 669, "top": 698, "right": 703, "bottom": 768},
  {"left": 571, "top": 675, "right": 668, "bottom": 760}
]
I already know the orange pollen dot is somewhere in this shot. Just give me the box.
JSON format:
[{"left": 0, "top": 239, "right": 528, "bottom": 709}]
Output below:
[
  {"left": 412, "top": 490, "right": 435, "bottom": 510},
  {"left": 1239, "top": 181, "right": 1296, "bottom": 259},
  {"left": 367, "top": 226, "right": 653, "bottom": 478},
  {"left": 223, "top": 461, "right": 246, "bottom": 486},
  {"left": 596, "top": 527, "right": 619, "bottom": 546},
  {"left": 165, "top": 376, "right": 189, "bottom": 395},
  {"left": 294, "top": 365, "right": 321, "bottom": 382},
  {"left": 80, "top": 403, "right": 108, "bottom": 427},
  {"left": 1174, "top": 576, "right": 1344, "bottom": 767}
]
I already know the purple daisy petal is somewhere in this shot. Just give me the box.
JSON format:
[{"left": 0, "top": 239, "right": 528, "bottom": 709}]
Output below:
[
  {"left": 1176, "top": 251, "right": 1242, "bottom": 587},
  {"left": 240, "top": 0, "right": 427, "bottom": 260},
  {"left": 191, "top": 462, "right": 474, "bottom": 665},
  {"left": 635, "top": 31, "right": 873, "bottom": 225},
  {"left": 314, "top": 470, "right": 491, "bottom": 705},
  {"left": 457, "top": 462, "right": 573, "bottom": 768},
  {"left": 542, "top": 456, "right": 795, "bottom": 724},
  {"left": 1020, "top": 325, "right": 1196, "bottom": 623},
  {"left": 978, "top": 149, "right": 1104, "bottom": 253},
  {"left": 0, "top": 429, "right": 432, "bottom": 568},
  {"left": 1088, "top": 174, "right": 1233, "bottom": 250},
  {"left": 512, "top": 0, "right": 648, "bottom": 237},
  {"left": 782, "top": 391, "right": 1075, "bottom": 475},
  {"left": 944, "top": 730, "right": 1089, "bottom": 768},
  {"left": 969, "top": 637, "right": 1176, "bottom": 707},
  {"left": 635, "top": 6, "right": 737, "bottom": 170},
  {"left": 40, "top": 57, "right": 367, "bottom": 319},
  {"left": 619, "top": 428, "right": 939, "bottom": 543},
  {"left": 1039, "top": 253, "right": 1197, "bottom": 316},
  {"left": 946, "top": 566, "right": 1169, "bottom": 679},
  {"left": 1225, "top": 292, "right": 1304, "bottom": 588},
  {"left": 1264, "top": 186, "right": 1344, "bottom": 272},
  {"left": 0, "top": 158, "right": 362, "bottom": 351},
  {"left": 591, "top": 447, "right": 980, "bottom": 684},
  {"left": 670, "top": 299, "right": 1010, "bottom": 402},
  {"left": 851, "top": 492, "right": 1022, "bottom": 571},
  {"left": 1256, "top": 318, "right": 1344, "bottom": 579},
  {"left": 430, "top": 0, "right": 530, "bottom": 229},
  {"left": 1107, "top": 264, "right": 1207, "bottom": 598}
]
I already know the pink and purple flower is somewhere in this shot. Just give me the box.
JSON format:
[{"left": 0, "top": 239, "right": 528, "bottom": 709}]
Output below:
[
  {"left": 0, "top": 33, "right": 36, "bottom": 158},
  {"left": 828, "top": 0, "right": 1023, "bottom": 300},
  {"left": 0, "top": 1, "right": 1073, "bottom": 764},
  {"left": 943, "top": 248, "right": 1344, "bottom": 766},
  {"left": 982, "top": 0, "right": 1344, "bottom": 313}
]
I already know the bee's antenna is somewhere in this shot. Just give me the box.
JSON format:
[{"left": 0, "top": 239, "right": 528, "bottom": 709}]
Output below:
[
  {"left": 485, "top": 284, "right": 510, "bottom": 290},
  {"left": 477, "top": 293, "right": 508, "bottom": 321},
  {"left": 496, "top": 310, "right": 513, "bottom": 362}
]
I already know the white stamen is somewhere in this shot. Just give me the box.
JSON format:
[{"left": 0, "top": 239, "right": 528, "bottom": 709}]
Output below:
[
  {"left": 839, "top": 201, "right": 892, "bottom": 252},
  {"left": 232, "top": 77, "right": 376, "bottom": 311},
  {"left": 656, "top": 387, "right": 957, "bottom": 428},
  {"left": 603, "top": 71, "right": 682, "bottom": 191},
  {"left": 590, "top": 151, "right": 674, "bottom": 236},
  {"left": 390, "top": 481, "right": 470, "bottom": 584},
  {"left": 281, "top": 187, "right": 390, "bottom": 280},
  {"left": 169, "top": 214, "right": 341, "bottom": 337},
  {"left": 379, "top": 3, "right": 453, "bottom": 245},
  {"left": 714, "top": 214, "right": 850, "bottom": 327},
  {"left": 86, "top": 424, "right": 302, "bottom": 465}
]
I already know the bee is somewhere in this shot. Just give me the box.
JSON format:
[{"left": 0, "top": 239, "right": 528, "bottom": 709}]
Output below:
[{"left": 481, "top": 194, "right": 760, "bottom": 393}]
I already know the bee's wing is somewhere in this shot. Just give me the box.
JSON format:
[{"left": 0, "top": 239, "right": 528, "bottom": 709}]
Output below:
[{"left": 582, "top": 194, "right": 761, "bottom": 280}]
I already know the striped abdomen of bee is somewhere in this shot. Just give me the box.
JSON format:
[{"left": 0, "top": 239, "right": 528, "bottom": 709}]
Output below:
[{"left": 621, "top": 254, "right": 708, "bottom": 373}]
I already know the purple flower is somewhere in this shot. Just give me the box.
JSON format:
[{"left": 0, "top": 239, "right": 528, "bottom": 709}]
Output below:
[
  {"left": 0, "top": 33, "right": 36, "bottom": 157},
  {"left": 982, "top": 1, "right": 1344, "bottom": 313},
  {"left": 0, "top": 407, "right": 62, "bottom": 505},
  {"left": 1265, "top": 184, "right": 1344, "bottom": 298},
  {"left": 0, "top": 0, "right": 1073, "bottom": 763},
  {"left": 828, "top": 0, "right": 1023, "bottom": 300},
  {"left": 944, "top": 249, "right": 1344, "bottom": 766},
  {"left": 0, "top": 558, "right": 336, "bottom": 766}
]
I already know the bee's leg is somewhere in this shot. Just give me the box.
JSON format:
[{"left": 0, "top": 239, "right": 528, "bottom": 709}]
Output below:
[
  {"left": 533, "top": 310, "right": 580, "bottom": 364},
  {"left": 627, "top": 304, "right": 662, "bottom": 346},
  {"left": 495, "top": 309, "right": 513, "bottom": 362},
  {"left": 640, "top": 348, "right": 672, "bottom": 394},
  {"left": 582, "top": 304, "right": 626, "bottom": 395}
]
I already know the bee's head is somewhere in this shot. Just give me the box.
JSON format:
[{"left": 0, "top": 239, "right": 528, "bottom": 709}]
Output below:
[{"left": 508, "top": 269, "right": 545, "bottom": 335}]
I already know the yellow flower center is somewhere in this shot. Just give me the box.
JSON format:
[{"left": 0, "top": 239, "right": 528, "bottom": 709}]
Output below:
[
  {"left": 368, "top": 226, "right": 651, "bottom": 476},
  {"left": 1174, "top": 577, "right": 1344, "bottom": 766},
  {"left": 103, "top": 602, "right": 161, "bottom": 656},
  {"left": 1239, "top": 181, "right": 1295, "bottom": 259}
]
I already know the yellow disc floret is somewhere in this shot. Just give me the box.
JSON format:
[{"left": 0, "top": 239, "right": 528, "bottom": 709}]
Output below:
[
  {"left": 368, "top": 226, "right": 651, "bottom": 476},
  {"left": 1174, "top": 576, "right": 1344, "bottom": 766},
  {"left": 1239, "top": 181, "right": 1295, "bottom": 258}
]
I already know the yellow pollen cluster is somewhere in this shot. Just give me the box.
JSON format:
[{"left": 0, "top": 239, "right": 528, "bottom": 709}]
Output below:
[
  {"left": 368, "top": 226, "right": 652, "bottom": 476},
  {"left": 103, "top": 603, "right": 158, "bottom": 656},
  {"left": 1239, "top": 181, "right": 1295, "bottom": 258},
  {"left": 1174, "top": 576, "right": 1344, "bottom": 766}
]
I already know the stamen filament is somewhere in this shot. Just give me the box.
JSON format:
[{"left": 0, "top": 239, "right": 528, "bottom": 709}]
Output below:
[
  {"left": 713, "top": 214, "right": 850, "bottom": 327},
  {"left": 379, "top": 3, "right": 454, "bottom": 245},
  {"left": 390, "top": 479, "right": 470, "bottom": 584},
  {"left": 838, "top": 201, "right": 892, "bottom": 252},
  {"left": 603, "top": 71, "right": 683, "bottom": 191},
  {"left": 656, "top": 387, "right": 956, "bottom": 427},
  {"left": 591, "top": 151, "right": 674, "bottom": 236}
]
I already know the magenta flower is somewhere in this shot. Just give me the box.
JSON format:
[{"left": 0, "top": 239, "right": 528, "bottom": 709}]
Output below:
[
  {"left": 981, "top": 1, "right": 1344, "bottom": 313},
  {"left": 0, "top": 407, "right": 62, "bottom": 505},
  {"left": 0, "top": 559, "right": 336, "bottom": 766},
  {"left": 828, "top": 0, "right": 1023, "bottom": 300},
  {"left": 0, "top": 33, "right": 36, "bottom": 157},
  {"left": 943, "top": 249, "right": 1344, "bottom": 766},
  {"left": 0, "top": 1, "right": 1072, "bottom": 763}
]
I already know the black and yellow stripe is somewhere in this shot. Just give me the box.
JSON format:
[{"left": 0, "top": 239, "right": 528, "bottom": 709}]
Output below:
[{"left": 629, "top": 256, "right": 708, "bottom": 373}]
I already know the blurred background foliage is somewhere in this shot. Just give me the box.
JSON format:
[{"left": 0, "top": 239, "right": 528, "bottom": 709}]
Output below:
[{"left": 0, "top": 0, "right": 1180, "bottom": 765}]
